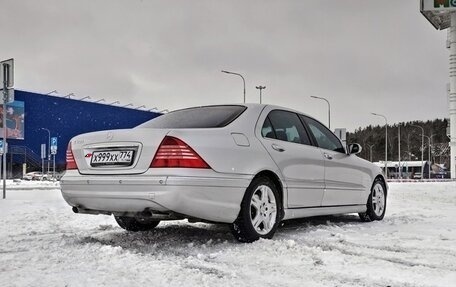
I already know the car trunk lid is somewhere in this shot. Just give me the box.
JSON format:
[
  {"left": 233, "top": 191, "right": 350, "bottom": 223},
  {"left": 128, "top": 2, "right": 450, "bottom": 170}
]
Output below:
[{"left": 70, "top": 128, "right": 170, "bottom": 175}]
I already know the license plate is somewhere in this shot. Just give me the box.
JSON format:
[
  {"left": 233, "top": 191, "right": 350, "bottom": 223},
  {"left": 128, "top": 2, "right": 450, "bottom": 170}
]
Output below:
[{"left": 90, "top": 150, "right": 134, "bottom": 167}]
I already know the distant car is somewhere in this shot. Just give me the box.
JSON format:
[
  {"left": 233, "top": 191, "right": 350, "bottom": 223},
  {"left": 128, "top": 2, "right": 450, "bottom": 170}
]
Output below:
[
  {"left": 61, "top": 104, "right": 387, "bottom": 242},
  {"left": 22, "top": 172, "right": 36, "bottom": 181},
  {"left": 412, "top": 172, "right": 422, "bottom": 179},
  {"left": 23, "top": 171, "right": 49, "bottom": 181}
]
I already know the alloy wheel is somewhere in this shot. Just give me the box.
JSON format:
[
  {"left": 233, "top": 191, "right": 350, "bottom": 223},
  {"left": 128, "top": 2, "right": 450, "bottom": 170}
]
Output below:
[
  {"left": 249, "top": 185, "right": 277, "bottom": 235},
  {"left": 372, "top": 183, "right": 385, "bottom": 217}
]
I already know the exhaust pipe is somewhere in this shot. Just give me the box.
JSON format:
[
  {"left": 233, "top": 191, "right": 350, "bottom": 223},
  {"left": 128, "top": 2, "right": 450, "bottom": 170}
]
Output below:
[{"left": 71, "top": 206, "right": 111, "bottom": 216}]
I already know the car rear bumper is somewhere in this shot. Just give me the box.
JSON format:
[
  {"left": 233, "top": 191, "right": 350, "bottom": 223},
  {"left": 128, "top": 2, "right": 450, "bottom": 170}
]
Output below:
[{"left": 60, "top": 170, "right": 251, "bottom": 223}]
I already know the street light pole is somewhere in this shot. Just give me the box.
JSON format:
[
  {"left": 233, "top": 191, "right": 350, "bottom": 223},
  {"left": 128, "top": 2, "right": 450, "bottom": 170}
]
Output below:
[
  {"left": 41, "top": 128, "right": 51, "bottom": 175},
  {"left": 372, "top": 113, "right": 388, "bottom": 178},
  {"left": 422, "top": 134, "right": 435, "bottom": 179},
  {"left": 2, "top": 62, "right": 9, "bottom": 199},
  {"left": 311, "top": 96, "right": 331, "bottom": 129},
  {"left": 409, "top": 124, "right": 424, "bottom": 180},
  {"left": 221, "top": 70, "right": 246, "bottom": 103},
  {"left": 368, "top": 144, "right": 375, "bottom": 162},
  {"left": 255, "top": 86, "right": 266, "bottom": 104},
  {"left": 398, "top": 123, "right": 401, "bottom": 178},
  {"left": 430, "top": 134, "right": 437, "bottom": 163}
]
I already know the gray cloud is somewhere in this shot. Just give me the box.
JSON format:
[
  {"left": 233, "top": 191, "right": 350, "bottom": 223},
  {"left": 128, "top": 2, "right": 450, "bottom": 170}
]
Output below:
[{"left": 0, "top": 0, "right": 449, "bottom": 130}]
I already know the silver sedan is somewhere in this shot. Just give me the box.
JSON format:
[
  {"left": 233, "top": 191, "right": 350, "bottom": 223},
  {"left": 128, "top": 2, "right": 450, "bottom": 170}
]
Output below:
[{"left": 61, "top": 104, "right": 387, "bottom": 242}]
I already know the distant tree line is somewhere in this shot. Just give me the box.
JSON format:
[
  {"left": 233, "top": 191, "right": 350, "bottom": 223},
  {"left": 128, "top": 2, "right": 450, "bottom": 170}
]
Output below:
[{"left": 346, "top": 119, "right": 450, "bottom": 166}]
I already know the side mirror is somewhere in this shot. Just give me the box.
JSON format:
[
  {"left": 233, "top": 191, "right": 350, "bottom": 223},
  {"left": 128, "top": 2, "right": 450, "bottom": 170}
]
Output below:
[{"left": 348, "top": 143, "right": 362, "bottom": 155}]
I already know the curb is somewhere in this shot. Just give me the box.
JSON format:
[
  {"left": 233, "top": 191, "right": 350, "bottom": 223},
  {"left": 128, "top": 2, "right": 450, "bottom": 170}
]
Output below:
[{"left": 387, "top": 179, "right": 456, "bottom": 183}]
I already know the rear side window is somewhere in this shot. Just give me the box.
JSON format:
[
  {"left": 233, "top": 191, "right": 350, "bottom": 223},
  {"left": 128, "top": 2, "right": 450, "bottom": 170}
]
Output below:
[
  {"left": 265, "top": 110, "right": 311, "bottom": 145},
  {"left": 138, "top": 105, "right": 246, "bottom": 128},
  {"left": 261, "top": 117, "right": 275, "bottom": 138}
]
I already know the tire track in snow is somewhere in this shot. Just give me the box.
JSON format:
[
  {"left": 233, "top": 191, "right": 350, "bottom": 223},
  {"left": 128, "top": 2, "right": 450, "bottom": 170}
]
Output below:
[{"left": 299, "top": 237, "right": 456, "bottom": 272}]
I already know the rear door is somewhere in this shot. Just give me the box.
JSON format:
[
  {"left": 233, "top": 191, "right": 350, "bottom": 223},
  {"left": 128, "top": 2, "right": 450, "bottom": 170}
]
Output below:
[
  {"left": 258, "top": 109, "right": 326, "bottom": 208},
  {"left": 300, "top": 115, "right": 367, "bottom": 206}
]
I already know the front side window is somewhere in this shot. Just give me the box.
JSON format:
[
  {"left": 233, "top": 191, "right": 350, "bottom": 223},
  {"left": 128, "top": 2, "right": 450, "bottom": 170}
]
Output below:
[
  {"left": 265, "top": 110, "right": 311, "bottom": 145},
  {"left": 301, "top": 115, "right": 345, "bottom": 153}
]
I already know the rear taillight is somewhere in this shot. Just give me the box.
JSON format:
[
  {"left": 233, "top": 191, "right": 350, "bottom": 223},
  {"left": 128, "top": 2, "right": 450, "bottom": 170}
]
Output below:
[
  {"left": 151, "top": 136, "right": 210, "bottom": 169},
  {"left": 66, "top": 142, "right": 78, "bottom": 170}
]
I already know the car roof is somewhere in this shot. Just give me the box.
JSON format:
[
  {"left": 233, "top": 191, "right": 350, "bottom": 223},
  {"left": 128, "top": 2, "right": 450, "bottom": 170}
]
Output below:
[
  {"left": 229, "top": 103, "right": 317, "bottom": 122},
  {"left": 171, "top": 103, "right": 315, "bottom": 120}
]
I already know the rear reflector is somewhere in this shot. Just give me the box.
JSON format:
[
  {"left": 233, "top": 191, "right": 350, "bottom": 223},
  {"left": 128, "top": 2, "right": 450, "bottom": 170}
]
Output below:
[
  {"left": 151, "top": 136, "right": 210, "bottom": 169},
  {"left": 66, "top": 142, "right": 78, "bottom": 170}
]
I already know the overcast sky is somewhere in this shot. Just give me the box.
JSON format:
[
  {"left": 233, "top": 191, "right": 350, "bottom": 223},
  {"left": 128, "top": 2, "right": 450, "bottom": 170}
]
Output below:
[{"left": 0, "top": 0, "right": 449, "bottom": 131}]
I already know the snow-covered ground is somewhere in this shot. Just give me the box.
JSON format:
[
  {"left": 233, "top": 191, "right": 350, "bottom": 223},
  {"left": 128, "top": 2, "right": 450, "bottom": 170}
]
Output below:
[{"left": 0, "top": 181, "right": 455, "bottom": 287}]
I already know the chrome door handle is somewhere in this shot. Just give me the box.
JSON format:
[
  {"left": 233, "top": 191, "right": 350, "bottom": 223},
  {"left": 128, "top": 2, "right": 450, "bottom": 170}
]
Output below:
[
  {"left": 271, "top": 144, "right": 285, "bottom": 152},
  {"left": 324, "top": 153, "right": 333, "bottom": 160}
]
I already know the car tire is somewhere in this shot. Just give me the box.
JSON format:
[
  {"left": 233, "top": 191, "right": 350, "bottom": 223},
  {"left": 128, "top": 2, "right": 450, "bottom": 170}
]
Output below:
[
  {"left": 359, "top": 178, "right": 387, "bottom": 222},
  {"left": 230, "top": 176, "right": 282, "bottom": 243},
  {"left": 114, "top": 216, "right": 160, "bottom": 232}
]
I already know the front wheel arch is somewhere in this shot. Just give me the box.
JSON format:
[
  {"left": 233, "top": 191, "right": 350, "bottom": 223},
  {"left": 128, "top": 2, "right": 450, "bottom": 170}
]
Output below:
[{"left": 374, "top": 174, "right": 388, "bottom": 196}]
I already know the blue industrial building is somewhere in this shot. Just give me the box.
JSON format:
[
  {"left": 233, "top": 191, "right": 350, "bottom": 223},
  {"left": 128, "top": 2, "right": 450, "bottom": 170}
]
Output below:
[{"left": 3, "top": 90, "right": 160, "bottom": 177}]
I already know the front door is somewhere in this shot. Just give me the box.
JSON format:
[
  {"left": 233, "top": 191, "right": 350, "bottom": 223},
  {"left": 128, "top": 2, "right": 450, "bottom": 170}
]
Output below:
[{"left": 301, "top": 115, "right": 367, "bottom": 206}]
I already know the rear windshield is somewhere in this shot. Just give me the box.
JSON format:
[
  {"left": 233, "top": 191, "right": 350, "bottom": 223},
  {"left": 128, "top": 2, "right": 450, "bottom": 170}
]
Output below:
[{"left": 138, "top": 105, "right": 247, "bottom": 129}]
